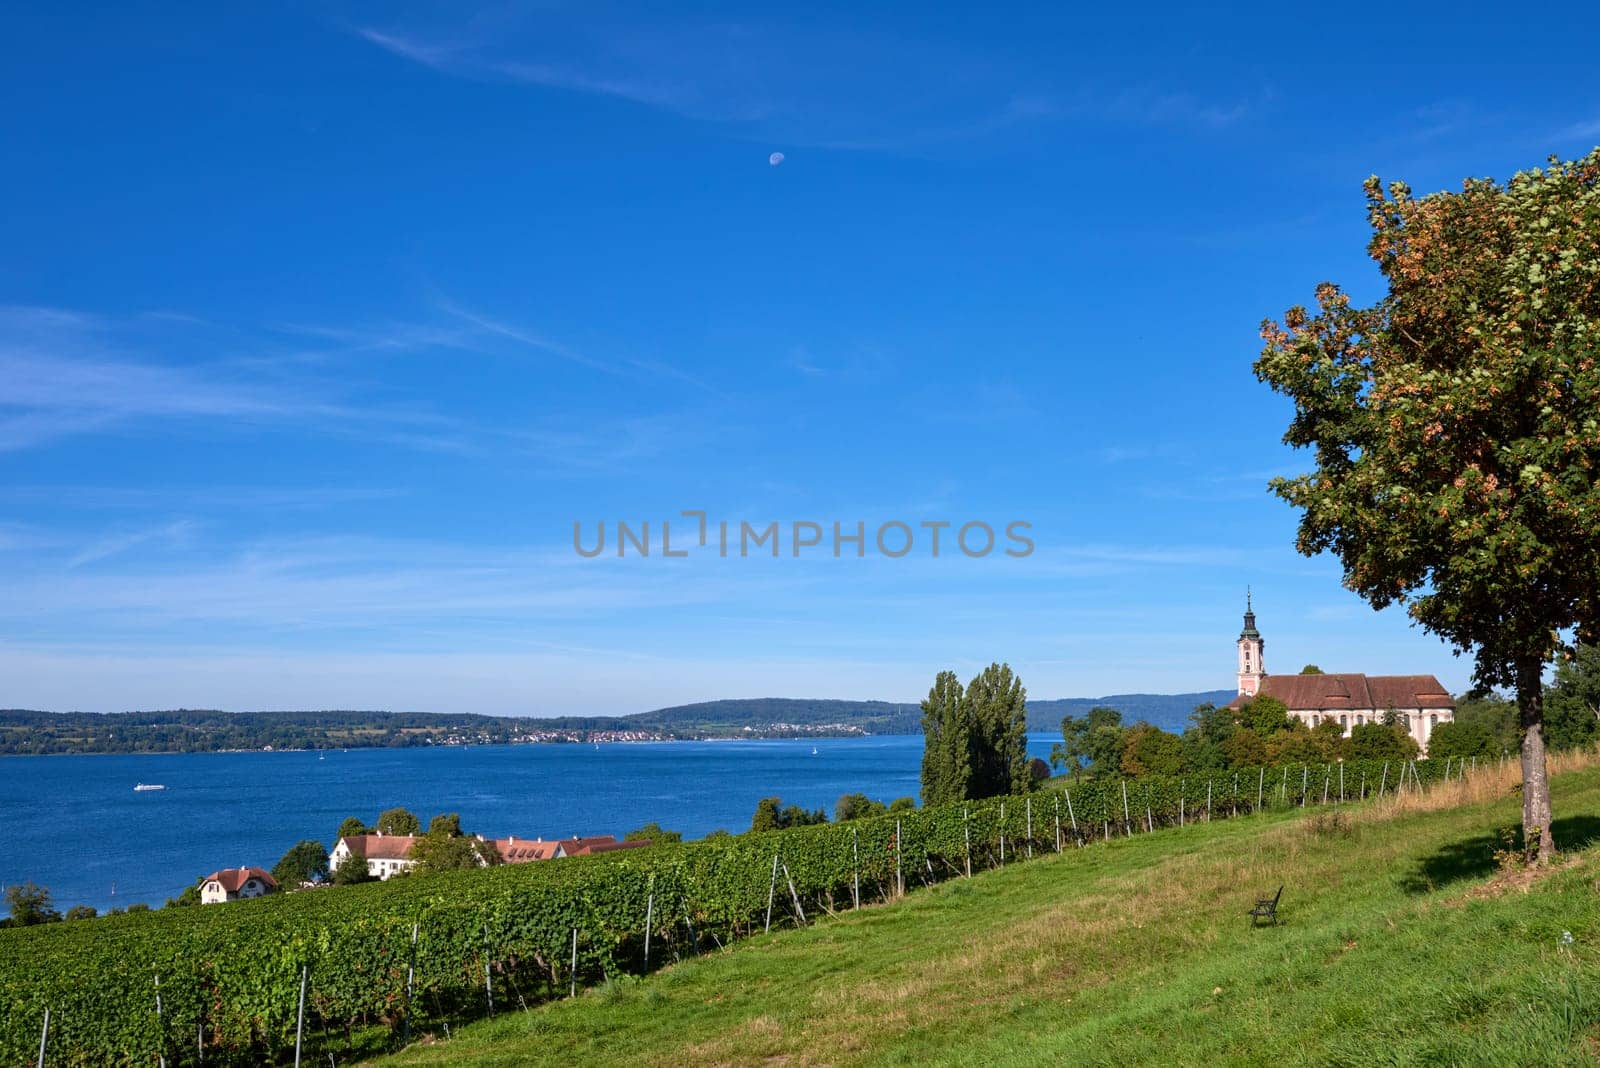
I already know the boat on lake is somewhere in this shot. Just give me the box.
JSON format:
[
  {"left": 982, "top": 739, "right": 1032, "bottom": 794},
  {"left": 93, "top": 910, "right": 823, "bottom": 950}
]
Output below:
[{"left": 133, "top": 783, "right": 166, "bottom": 792}]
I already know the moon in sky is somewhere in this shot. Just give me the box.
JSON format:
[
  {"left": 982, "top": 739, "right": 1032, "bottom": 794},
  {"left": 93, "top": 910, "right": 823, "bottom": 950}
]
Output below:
[{"left": 769, "top": 152, "right": 785, "bottom": 166}]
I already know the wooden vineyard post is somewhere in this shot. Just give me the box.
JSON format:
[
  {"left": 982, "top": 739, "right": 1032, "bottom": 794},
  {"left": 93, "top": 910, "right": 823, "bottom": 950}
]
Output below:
[
  {"left": 782, "top": 862, "right": 807, "bottom": 925},
  {"left": 1443, "top": 756, "right": 1453, "bottom": 781},
  {"left": 1339, "top": 762, "right": 1345, "bottom": 803},
  {"left": 1179, "top": 780, "right": 1185, "bottom": 826},
  {"left": 570, "top": 928, "right": 578, "bottom": 998},
  {"left": 1257, "top": 767, "right": 1265, "bottom": 812},
  {"left": 155, "top": 972, "right": 166, "bottom": 1068},
  {"left": 1065, "top": 789, "right": 1080, "bottom": 846},
  {"left": 896, "top": 819, "right": 904, "bottom": 895},
  {"left": 1378, "top": 762, "right": 1389, "bottom": 797},
  {"left": 644, "top": 890, "right": 655, "bottom": 969},
  {"left": 1300, "top": 764, "right": 1308, "bottom": 806},
  {"left": 1359, "top": 766, "right": 1367, "bottom": 800},
  {"left": 1322, "top": 766, "right": 1330, "bottom": 805},
  {"left": 1054, "top": 794, "right": 1062, "bottom": 852},
  {"left": 1233, "top": 772, "right": 1240, "bottom": 817},
  {"left": 852, "top": 826, "right": 861, "bottom": 907},
  {"left": 1280, "top": 765, "right": 1288, "bottom": 804},
  {"left": 1205, "top": 780, "right": 1212, "bottom": 822},
  {"left": 963, "top": 808, "right": 972, "bottom": 878},
  {"left": 483, "top": 924, "right": 495, "bottom": 1017},
  {"left": 37, "top": 1008, "right": 49, "bottom": 1068},
  {"left": 1026, "top": 797, "right": 1034, "bottom": 858},
  {"left": 999, "top": 803, "right": 1007, "bottom": 862},
  {"left": 402, "top": 920, "right": 418, "bottom": 1046},
  {"left": 1122, "top": 781, "right": 1132, "bottom": 835},
  {"left": 294, "top": 965, "right": 308, "bottom": 1068},
  {"left": 764, "top": 854, "right": 779, "bottom": 933}
]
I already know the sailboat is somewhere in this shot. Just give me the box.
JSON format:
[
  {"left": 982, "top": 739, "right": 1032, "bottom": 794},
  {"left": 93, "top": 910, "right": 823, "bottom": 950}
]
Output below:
[{"left": 811, "top": 746, "right": 819, "bottom": 756}]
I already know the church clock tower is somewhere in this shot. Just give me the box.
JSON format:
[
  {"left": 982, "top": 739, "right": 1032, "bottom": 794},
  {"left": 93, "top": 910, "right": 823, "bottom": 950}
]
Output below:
[{"left": 1237, "top": 591, "right": 1265, "bottom": 697}]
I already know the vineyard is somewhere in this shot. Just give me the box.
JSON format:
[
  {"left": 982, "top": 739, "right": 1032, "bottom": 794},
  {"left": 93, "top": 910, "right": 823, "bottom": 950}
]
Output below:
[{"left": 0, "top": 755, "right": 1474, "bottom": 1066}]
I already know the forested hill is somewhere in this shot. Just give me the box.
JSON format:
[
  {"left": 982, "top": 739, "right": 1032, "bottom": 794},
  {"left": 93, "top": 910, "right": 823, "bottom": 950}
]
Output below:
[{"left": 0, "top": 691, "right": 1235, "bottom": 755}]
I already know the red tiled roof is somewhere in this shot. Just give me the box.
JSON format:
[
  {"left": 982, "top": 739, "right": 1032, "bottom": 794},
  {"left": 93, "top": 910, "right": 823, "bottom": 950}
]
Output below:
[
  {"left": 205, "top": 867, "right": 278, "bottom": 893},
  {"left": 338, "top": 835, "right": 419, "bottom": 861},
  {"left": 578, "top": 839, "right": 652, "bottom": 855},
  {"left": 562, "top": 835, "right": 652, "bottom": 856},
  {"left": 493, "top": 837, "right": 563, "bottom": 862},
  {"left": 1227, "top": 673, "right": 1454, "bottom": 712}
]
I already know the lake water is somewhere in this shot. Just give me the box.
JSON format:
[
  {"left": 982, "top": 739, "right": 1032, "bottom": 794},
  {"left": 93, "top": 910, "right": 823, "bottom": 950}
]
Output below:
[{"left": 0, "top": 734, "right": 1058, "bottom": 912}]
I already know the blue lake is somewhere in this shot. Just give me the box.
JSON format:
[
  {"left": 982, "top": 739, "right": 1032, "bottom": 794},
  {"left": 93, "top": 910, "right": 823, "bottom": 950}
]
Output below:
[{"left": 0, "top": 733, "right": 1058, "bottom": 912}]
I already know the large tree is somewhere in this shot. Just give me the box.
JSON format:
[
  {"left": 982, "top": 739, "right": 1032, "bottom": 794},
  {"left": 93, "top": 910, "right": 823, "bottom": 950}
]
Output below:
[
  {"left": 965, "top": 662, "right": 1030, "bottom": 797},
  {"left": 375, "top": 807, "right": 421, "bottom": 837},
  {"left": 5, "top": 883, "right": 59, "bottom": 926},
  {"left": 1051, "top": 706, "right": 1127, "bottom": 778},
  {"left": 272, "top": 840, "right": 330, "bottom": 887},
  {"left": 1256, "top": 149, "right": 1600, "bottom": 862},
  {"left": 919, "top": 670, "right": 971, "bottom": 805}
]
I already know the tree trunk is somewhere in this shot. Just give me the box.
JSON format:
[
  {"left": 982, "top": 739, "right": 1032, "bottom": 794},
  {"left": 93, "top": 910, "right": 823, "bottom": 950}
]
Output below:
[{"left": 1517, "top": 656, "right": 1556, "bottom": 865}]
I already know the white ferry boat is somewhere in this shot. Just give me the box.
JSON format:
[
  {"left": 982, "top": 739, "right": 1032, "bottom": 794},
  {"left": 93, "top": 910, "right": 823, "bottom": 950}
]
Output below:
[{"left": 133, "top": 783, "right": 166, "bottom": 792}]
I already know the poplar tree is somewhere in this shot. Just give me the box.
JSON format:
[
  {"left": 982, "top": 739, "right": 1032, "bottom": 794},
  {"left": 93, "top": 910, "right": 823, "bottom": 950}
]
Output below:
[
  {"left": 919, "top": 670, "right": 970, "bottom": 805},
  {"left": 966, "top": 662, "right": 1030, "bottom": 797},
  {"left": 1256, "top": 149, "right": 1600, "bottom": 863}
]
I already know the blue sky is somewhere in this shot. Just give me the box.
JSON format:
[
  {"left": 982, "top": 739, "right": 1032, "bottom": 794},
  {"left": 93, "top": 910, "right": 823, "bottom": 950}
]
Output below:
[{"left": 3, "top": 3, "right": 1598, "bottom": 715}]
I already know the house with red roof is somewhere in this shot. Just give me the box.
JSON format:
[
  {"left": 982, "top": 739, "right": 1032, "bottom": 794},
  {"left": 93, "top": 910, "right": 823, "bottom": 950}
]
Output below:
[
  {"left": 559, "top": 835, "right": 652, "bottom": 856},
  {"left": 200, "top": 866, "right": 278, "bottom": 904},
  {"left": 328, "top": 833, "right": 420, "bottom": 880},
  {"left": 1224, "top": 594, "right": 1455, "bottom": 753},
  {"left": 492, "top": 836, "right": 566, "bottom": 863}
]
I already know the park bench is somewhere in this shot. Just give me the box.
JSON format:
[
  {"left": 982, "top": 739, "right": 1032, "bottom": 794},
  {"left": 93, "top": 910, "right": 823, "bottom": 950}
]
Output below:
[{"left": 1249, "top": 886, "right": 1283, "bottom": 927}]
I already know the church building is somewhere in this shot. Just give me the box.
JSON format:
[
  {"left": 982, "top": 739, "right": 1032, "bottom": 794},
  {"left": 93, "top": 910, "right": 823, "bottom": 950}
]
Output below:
[{"left": 1224, "top": 595, "right": 1455, "bottom": 753}]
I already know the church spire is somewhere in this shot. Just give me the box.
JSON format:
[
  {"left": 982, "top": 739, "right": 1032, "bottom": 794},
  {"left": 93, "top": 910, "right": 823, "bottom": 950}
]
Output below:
[{"left": 1237, "top": 590, "right": 1265, "bottom": 696}]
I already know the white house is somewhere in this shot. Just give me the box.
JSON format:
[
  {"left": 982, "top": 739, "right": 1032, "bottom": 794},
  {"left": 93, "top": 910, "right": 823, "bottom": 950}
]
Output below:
[
  {"left": 329, "top": 834, "right": 420, "bottom": 880},
  {"left": 201, "top": 866, "right": 278, "bottom": 904}
]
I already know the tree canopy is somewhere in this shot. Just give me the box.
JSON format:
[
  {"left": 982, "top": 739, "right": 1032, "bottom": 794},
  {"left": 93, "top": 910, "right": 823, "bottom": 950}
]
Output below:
[
  {"left": 749, "top": 797, "right": 827, "bottom": 833},
  {"left": 271, "top": 840, "right": 329, "bottom": 887},
  {"left": 5, "top": 882, "right": 59, "bottom": 926},
  {"left": 1255, "top": 150, "right": 1600, "bottom": 861},
  {"left": 624, "top": 822, "right": 682, "bottom": 844},
  {"left": 375, "top": 808, "right": 421, "bottom": 837},
  {"left": 919, "top": 663, "right": 1029, "bottom": 803}
]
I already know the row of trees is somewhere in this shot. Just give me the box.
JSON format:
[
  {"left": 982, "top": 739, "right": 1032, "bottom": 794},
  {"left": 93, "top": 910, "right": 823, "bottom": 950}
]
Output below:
[
  {"left": 1051, "top": 697, "right": 1421, "bottom": 780},
  {"left": 920, "top": 662, "right": 1032, "bottom": 805},
  {"left": 1049, "top": 643, "right": 1600, "bottom": 784},
  {"left": 746, "top": 792, "right": 916, "bottom": 833}
]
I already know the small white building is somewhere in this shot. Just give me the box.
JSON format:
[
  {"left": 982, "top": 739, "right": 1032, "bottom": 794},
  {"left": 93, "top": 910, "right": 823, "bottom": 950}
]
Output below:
[
  {"left": 329, "top": 834, "right": 420, "bottom": 880},
  {"left": 201, "top": 866, "right": 278, "bottom": 904}
]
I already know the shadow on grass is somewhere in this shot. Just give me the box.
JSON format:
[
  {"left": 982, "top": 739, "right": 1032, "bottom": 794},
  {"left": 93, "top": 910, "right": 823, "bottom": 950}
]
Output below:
[{"left": 1398, "top": 815, "right": 1600, "bottom": 894}]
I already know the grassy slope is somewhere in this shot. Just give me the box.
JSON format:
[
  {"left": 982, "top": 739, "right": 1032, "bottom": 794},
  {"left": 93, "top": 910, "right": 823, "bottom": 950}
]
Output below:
[{"left": 381, "top": 763, "right": 1600, "bottom": 1067}]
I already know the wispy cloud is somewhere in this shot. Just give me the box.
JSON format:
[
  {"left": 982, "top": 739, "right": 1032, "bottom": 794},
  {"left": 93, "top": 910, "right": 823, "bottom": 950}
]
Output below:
[
  {"left": 353, "top": 13, "right": 1258, "bottom": 151},
  {"left": 1556, "top": 116, "right": 1600, "bottom": 142},
  {"left": 68, "top": 520, "right": 200, "bottom": 568},
  {"left": 0, "top": 305, "right": 333, "bottom": 451}
]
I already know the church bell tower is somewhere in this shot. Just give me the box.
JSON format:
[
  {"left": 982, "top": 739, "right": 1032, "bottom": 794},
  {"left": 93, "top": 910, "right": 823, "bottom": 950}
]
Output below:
[{"left": 1237, "top": 590, "right": 1265, "bottom": 696}]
